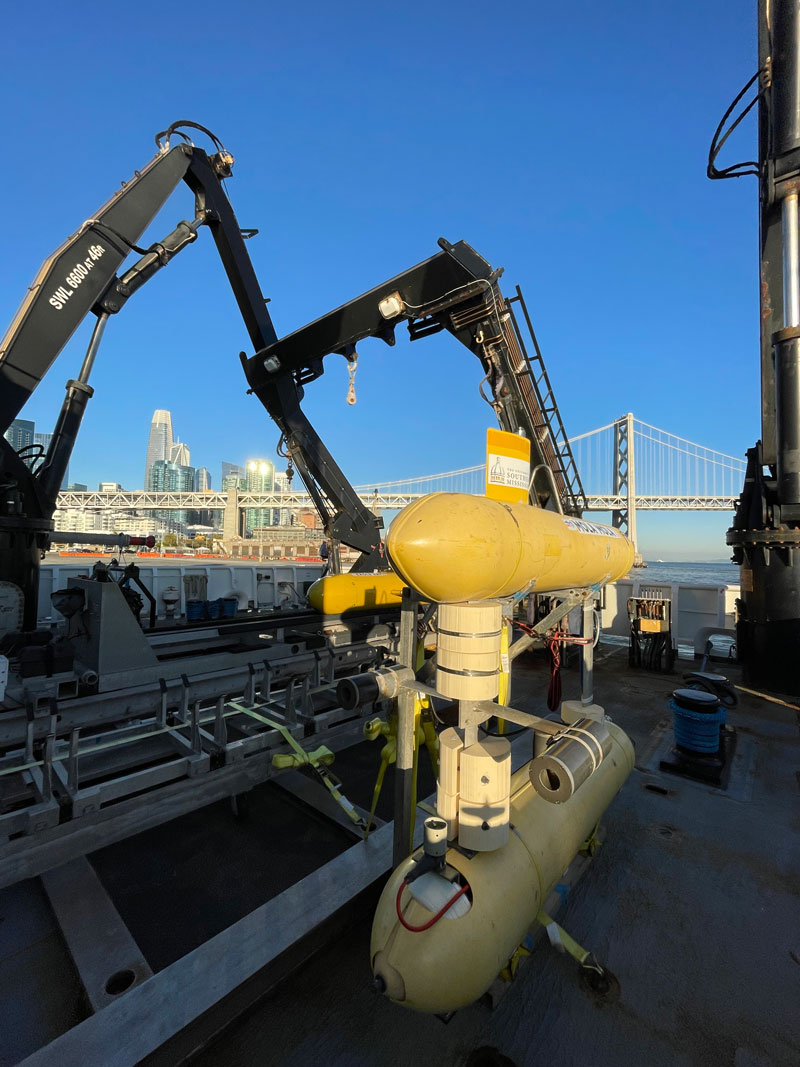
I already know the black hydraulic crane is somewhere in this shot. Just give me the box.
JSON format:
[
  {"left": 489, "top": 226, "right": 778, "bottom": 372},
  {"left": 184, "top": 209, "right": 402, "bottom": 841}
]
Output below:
[
  {"left": 0, "top": 121, "right": 583, "bottom": 632},
  {"left": 718, "top": 1, "right": 800, "bottom": 696},
  {"left": 0, "top": 122, "right": 281, "bottom": 628}
]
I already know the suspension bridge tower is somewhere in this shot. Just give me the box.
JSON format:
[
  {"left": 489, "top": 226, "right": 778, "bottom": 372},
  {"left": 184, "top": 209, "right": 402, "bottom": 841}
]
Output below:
[{"left": 611, "top": 413, "right": 638, "bottom": 554}]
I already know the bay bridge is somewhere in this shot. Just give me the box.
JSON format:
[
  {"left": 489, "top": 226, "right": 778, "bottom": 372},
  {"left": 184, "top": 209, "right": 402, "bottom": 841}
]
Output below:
[{"left": 56, "top": 414, "right": 745, "bottom": 549}]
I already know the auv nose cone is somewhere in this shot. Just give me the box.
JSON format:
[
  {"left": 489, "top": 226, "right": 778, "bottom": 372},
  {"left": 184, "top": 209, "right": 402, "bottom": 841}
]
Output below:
[{"left": 386, "top": 493, "right": 523, "bottom": 603}]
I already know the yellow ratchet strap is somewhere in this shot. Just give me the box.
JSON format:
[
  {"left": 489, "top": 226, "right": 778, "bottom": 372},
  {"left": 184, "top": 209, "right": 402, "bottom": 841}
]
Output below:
[
  {"left": 228, "top": 701, "right": 365, "bottom": 830},
  {"left": 536, "top": 910, "right": 591, "bottom": 965}
]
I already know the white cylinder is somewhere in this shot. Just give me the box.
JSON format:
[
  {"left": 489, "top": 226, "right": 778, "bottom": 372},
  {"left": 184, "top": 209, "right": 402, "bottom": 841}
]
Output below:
[
  {"left": 436, "top": 601, "right": 501, "bottom": 700},
  {"left": 457, "top": 737, "right": 511, "bottom": 852},
  {"left": 423, "top": 817, "right": 448, "bottom": 859},
  {"left": 530, "top": 718, "right": 612, "bottom": 804}
]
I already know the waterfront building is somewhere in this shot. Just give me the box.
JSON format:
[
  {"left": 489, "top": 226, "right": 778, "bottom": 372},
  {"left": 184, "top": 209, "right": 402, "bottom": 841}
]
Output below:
[
  {"left": 245, "top": 459, "right": 274, "bottom": 535},
  {"left": 144, "top": 410, "right": 174, "bottom": 488},
  {"left": 98, "top": 482, "right": 123, "bottom": 492},
  {"left": 114, "top": 514, "right": 171, "bottom": 538},
  {"left": 51, "top": 508, "right": 172, "bottom": 542},
  {"left": 51, "top": 508, "right": 115, "bottom": 536}
]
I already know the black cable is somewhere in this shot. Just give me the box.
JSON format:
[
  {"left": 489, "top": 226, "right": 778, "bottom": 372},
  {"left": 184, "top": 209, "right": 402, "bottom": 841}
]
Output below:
[
  {"left": 84, "top": 220, "right": 151, "bottom": 257},
  {"left": 708, "top": 70, "right": 762, "bottom": 180},
  {"left": 479, "top": 722, "right": 527, "bottom": 738},
  {"left": 155, "top": 120, "right": 226, "bottom": 154}
]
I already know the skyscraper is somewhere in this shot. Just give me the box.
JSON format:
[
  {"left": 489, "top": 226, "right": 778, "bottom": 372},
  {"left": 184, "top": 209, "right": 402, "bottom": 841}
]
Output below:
[
  {"left": 273, "top": 471, "right": 292, "bottom": 526},
  {"left": 149, "top": 460, "right": 194, "bottom": 492},
  {"left": 4, "top": 419, "right": 35, "bottom": 457},
  {"left": 221, "top": 461, "right": 244, "bottom": 489},
  {"left": 193, "top": 466, "right": 212, "bottom": 526},
  {"left": 170, "top": 440, "right": 191, "bottom": 467},
  {"left": 144, "top": 410, "right": 174, "bottom": 488},
  {"left": 3, "top": 422, "right": 69, "bottom": 485},
  {"left": 34, "top": 432, "right": 69, "bottom": 487},
  {"left": 149, "top": 459, "right": 195, "bottom": 527},
  {"left": 245, "top": 459, "right": 274, "bottom": 534}
]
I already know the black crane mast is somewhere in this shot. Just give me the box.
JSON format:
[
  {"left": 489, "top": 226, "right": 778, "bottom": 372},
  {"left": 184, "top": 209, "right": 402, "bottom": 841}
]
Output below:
[{"left": 725, "top": 0, "right": 800, "bottom": 695}]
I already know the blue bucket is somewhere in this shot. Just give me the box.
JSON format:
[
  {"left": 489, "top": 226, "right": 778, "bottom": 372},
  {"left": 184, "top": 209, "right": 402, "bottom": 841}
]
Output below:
[
  {"left": 670, "top": 688, "right": 726, "bottom": 754},
  {"left": 186, "top": 599, "right": 205, "bottom": 621}
]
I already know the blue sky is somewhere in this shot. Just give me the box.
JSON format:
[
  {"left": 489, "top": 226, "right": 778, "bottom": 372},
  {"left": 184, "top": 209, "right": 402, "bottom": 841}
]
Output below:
[{"left": 0, "top": 0, "right": 757, "bottom": 559}]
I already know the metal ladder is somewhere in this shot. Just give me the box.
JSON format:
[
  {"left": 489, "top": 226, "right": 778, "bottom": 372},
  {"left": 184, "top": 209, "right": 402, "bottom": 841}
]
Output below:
[{"left": 503, "top": 286, "right": 587, "bottom": 516}]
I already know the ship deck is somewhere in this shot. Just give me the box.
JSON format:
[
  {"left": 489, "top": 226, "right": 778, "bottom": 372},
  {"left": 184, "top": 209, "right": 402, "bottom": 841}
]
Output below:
[
  {"left": 2, "top": 642, "right": 798, "bottom": 1066},
  {"left": 193, "top": 644, "right": 800, "bottom": 1067}
]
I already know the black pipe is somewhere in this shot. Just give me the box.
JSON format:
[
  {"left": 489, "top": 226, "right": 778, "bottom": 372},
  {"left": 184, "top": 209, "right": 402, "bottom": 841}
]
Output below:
[
  {"left": 727, "top": 1, "right": 800, "bottom": 696},
  {"left": 772, "top": 0, "right": 800, "bottom": 157}
]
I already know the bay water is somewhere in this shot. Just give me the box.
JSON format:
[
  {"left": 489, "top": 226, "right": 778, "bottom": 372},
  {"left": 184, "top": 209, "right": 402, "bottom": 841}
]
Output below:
[{"left": 631, "top": 560, "right": 739, "bottom": 586}]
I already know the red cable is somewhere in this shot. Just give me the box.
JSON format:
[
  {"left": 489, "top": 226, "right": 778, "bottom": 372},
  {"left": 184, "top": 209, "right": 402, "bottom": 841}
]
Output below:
[
  {"left": 513, "top": 619, "right": 591, "bottom": 644},
  {"left": 546, "top": 637, "right": 562, "bottom": 711},
  {"left": 395, "top": 879, "right": 470, "bottom": 932}
]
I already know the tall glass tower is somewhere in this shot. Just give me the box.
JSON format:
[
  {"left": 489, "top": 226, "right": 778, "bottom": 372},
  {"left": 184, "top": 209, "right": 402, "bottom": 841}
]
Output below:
[
  {"left": 34, "top": 431, "right": 69, "bottom": 488},
  {"left": 170, "top": 440, "right": 191, "bottom": 466},
  {"left": 221, "top": 461, "right": 244, "bottom": 489},
  {"left": 245, "top": 459, "right": 274, "bottom": 534},
  {"left": 148, "top": 459, "right": 195, "bottom": 527},
  {"left": 144, "top": 410, "right": 174, "bottom": 488},
  {"left": 4, "top": 419, "right": 35, "bottom": 456}
]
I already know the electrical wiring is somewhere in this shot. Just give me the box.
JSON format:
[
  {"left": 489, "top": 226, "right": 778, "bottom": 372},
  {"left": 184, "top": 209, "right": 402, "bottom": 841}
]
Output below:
[
  {"left": 479, "top": 721, "right": 527, "bottom": 738},
  {"left": 395, "top": 879, "right": 469, "bottom": 932},
  {"left": 155, "top": 120, "right": 227, "bottom": 154},
  {"left": 707, "top": 70, "right": 762, "bottom": 180},
  {"left": 83, "top": 219, "right": 152, "bottom": 258},
  {"left": 399, "top": 277, "right": 492, "bottom": 313},
  {"left": 546, "top": 636, "right": 562, "bottom": 711}
]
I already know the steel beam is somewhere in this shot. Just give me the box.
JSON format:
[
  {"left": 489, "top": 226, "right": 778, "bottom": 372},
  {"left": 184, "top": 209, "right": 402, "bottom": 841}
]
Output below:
[
  {"left": 18, "top": 819, "right": 420, "bottom": 1067},
  {"left": 41, "top": 857, "right": 152, "bottom": 1013},
  {"left": 52, "top": 489, "right": 740, "bottom": 515},
  {"left": 392, "top": 588, "right": 418, "bottom": 866},
  {"left": 0, "top": 714, "right": 368, "bottom": 890}
]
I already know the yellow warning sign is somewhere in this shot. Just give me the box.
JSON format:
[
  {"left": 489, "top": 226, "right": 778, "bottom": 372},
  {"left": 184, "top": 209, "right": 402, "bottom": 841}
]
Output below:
[{"left": 485, "top": 428, "right": 531, "bottom": 504}]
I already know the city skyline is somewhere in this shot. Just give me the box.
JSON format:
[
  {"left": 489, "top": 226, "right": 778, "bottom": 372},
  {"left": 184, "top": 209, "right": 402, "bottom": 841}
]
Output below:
[{"left": 38, "top": 403, "right": 739, "bottom": 560}]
